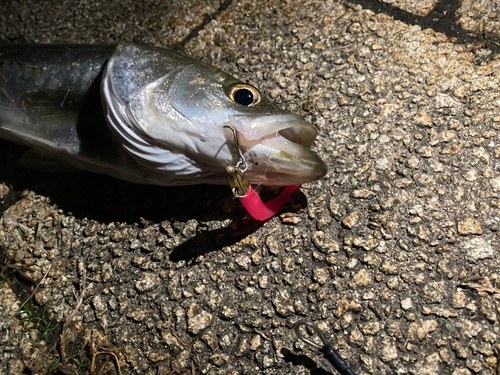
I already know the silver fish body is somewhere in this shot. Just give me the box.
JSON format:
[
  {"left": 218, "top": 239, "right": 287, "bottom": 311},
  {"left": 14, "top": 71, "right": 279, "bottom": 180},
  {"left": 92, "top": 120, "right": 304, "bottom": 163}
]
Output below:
[{"left": 0, "top": 44, "right": 327, "bottom": 186}]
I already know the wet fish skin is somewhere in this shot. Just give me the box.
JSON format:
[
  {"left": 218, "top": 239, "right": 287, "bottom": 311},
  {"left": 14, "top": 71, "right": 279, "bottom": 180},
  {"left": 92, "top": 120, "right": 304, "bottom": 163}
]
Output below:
[
  {"left": 0, "top": 44, "right": 327, "bottom": 186},
  {"left": 0, "top": 44, "right": 143, "bottom": 182}
]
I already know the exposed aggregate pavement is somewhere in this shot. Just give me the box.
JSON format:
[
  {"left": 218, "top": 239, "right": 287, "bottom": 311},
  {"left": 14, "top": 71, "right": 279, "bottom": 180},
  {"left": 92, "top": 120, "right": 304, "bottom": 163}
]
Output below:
[{"left": 1, "top": 0, "right": 500, "bottom": 374}]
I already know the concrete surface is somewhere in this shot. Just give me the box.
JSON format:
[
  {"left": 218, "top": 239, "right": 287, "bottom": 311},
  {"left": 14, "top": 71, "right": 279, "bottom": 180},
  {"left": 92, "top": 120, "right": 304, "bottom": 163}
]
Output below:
[{"left": 1, "top": 0, "right": 500, "bottom": 374}]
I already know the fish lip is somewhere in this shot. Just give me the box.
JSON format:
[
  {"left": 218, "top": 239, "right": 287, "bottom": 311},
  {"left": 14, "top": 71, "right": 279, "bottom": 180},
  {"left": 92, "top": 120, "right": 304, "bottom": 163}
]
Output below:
[
  {"left": 249, "top": 140, "right": 327, "bottom": 185},
  {"left": 227, "top": 114, "right": 317, "bottom": 148},
  {"left": 227, "top": 114, "right": 327, "bottom": 185}
]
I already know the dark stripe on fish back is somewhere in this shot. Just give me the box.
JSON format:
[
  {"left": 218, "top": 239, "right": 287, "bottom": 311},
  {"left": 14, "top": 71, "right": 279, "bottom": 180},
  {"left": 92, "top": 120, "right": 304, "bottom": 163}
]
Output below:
[{"left": 0, "top": 44, "right": 124, "bottom": 163}]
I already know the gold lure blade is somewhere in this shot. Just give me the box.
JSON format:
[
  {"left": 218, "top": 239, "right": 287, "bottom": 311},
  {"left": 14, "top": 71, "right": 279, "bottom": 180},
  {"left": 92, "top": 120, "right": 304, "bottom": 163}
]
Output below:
[{"left": 225, "top": 166, "right": 250, "bottom": 198}]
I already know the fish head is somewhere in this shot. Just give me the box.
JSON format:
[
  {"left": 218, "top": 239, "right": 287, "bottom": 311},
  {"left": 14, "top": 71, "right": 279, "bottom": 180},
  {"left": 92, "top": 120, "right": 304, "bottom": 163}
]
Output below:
[{"left": 103, "top": 44, "right": 327, "bottom": 186}]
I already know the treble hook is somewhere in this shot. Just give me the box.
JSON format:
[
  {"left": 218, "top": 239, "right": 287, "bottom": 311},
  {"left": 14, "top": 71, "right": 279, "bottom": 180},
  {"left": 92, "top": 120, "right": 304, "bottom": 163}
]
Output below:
[
  {"left": 224, "top": 125, "right": 249, "bottom": 173},
  {"left": 293, "top": 320, "right": 357, "bottom": 375}
]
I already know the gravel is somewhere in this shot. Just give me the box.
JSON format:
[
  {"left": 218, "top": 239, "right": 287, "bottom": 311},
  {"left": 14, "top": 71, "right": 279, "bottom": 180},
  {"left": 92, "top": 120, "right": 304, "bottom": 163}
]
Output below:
[{"left": 1, "top": 0, "right": 500, "bottom": 374}]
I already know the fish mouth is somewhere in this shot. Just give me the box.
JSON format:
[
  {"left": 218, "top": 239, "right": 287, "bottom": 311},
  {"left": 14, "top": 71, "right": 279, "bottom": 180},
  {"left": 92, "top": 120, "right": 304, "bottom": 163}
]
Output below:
[{"left": 227, "top": 114, "right": 327, "bottom": 186}]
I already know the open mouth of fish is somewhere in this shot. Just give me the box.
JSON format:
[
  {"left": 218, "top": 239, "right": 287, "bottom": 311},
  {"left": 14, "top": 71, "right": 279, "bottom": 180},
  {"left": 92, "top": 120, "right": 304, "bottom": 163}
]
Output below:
[{"left": 228, "top": 114, "right": 327, "bottom": 185}]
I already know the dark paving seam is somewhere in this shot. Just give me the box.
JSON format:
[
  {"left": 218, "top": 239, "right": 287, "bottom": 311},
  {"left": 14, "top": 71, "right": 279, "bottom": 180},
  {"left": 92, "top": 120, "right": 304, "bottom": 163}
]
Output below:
[
  {"left": 347, "top": 0, "right": 500, "bottom": 56},
  {"left": 172, "top": 0, "right": 233, "bottom": 50}
]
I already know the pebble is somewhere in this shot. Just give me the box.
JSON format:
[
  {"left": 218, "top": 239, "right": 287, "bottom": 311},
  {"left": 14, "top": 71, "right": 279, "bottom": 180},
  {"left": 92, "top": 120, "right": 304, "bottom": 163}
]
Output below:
[
  {"left": 457, "top": 218, "right": 483, "bottom": 235},
  {"left": 401, "top": 297, "right": 413, "bottom": 310},
  {"left": 350, "top": 269, "right": 372, "bottom": 288},
  {"left": 342, "top": 212, "right": 360, "bottom": 229},
  {"left": 135, "top": 273, "right": 161, "bottom": 292},
  {"left": 272, "top": 290, "right": 295, "bottom": 317},
  {"left": 126, "top": 308, "right": 149, "bottom": 322},
  {"left": 379, "top": 337, "right": 398, "bottom": 362},
  {"left": 411, "top": 320, "right": 438, "bottom": 342},
  {"left": 187, "top": 304, "right": 212, "bottom": 335},
  {"left": 312, "top": 268, "right": 329, "bottom": 285},
  {"left": 462, "top": 237, "right": 494, "bottom": 262}
]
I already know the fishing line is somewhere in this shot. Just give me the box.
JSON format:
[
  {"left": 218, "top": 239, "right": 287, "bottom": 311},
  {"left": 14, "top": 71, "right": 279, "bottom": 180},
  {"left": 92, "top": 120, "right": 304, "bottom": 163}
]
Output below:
[{"left": 223, "top": 125, "right": 249, "bottom": 173}]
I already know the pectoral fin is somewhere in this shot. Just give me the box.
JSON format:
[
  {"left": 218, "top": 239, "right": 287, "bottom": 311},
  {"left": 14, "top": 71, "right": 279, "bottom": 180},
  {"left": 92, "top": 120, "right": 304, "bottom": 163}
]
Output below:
[{"left": 21, "top": 89, "right": 86, "bottom": 131}]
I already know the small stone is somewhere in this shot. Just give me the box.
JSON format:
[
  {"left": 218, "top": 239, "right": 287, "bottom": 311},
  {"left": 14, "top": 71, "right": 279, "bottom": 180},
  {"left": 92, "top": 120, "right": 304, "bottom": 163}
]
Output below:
[
  {"left": 381, "top": 261, "right": 398, "bottom": 275},
  {"left": 416, "top": 352, "right": 442, "bottom": 374},
  {"left": 171, "top": 350, "right": 191, "bottom": 372},
  {"left": 359, "top": 322, "right": 380, "bottom": 336},
  {"left": 220, "top": 306, "right": 237, "bottom": 320},
  {"left": 379, "top": 337, "right": 398, "bottom": 362},
  {"left": 282, "top": 257, "right": 296, "bottom": 272},
  {"left": 452, "top": 291, "right": 466, "bottom": 308},
  {"left": 235, "top": 337, "right": 249, "bottom": 357},
  {"left": 386, "top": 277, "right": 400, "bottom": 290},
  {"left": 147, "top": 351, "right": 170, "bottom": 362},
  {"left": 187, "top": 304, "right": 212, "bottom": 334},
  {"left": 363, "top": 238, "right": 379, "bottom": 250},
  {"left": 350, "top": 328, "right": 364, "bottom": 346},
  {"left": 401, "top": 298, "right": 413, "bottom": 310},
  {"left": 386, "top": 321, "right": 403, "bottom": 340},
  {"left": 101, "top": 263, "right": 113, "bottom": 283},
  {"left": 462, "top": 169, "right": 478, "bottom": 182},
  {"left": 458, "top": 219, "right": 483, "bottom": 235},
  {"left": 421, "top": 306, "right": 458, "bottom": 318},
  {"left": 465, "top": 357, "right": 483, "bottom": 373},
  {"left": 135, "top": 273, "right": 161, "bottom": 292},
  {"left": 211, "top": 269, "right": 226, "bottom": 283},
  {"left": 235, "top": 254, "right": 251, "bottom": 270},
  {"left": 414, "top": 111, "right": 433, "bottom": 127},
  {"left": 93, "top": 295, "right": 106, "bottom": 312},
  {"left": 409, "top": 320, "right": 438, "bottom": 341},
  {"left": 334, "top": 297, "right": 362, "bottom": 318},
  {"left": 262, "top": 355, "right": 274, "bottom": 368},
  {"left": 351, "top": 189, "right": 376, "bottom": 199},
  {"left": 337, "top": 95, "right": 349, "bottom": 106},
  {"left": 312, "top": 268, "right": 329, "bottom": 285},
  {"left": 251, "top": 250, "right": 263, "bottom": 265},
  {"left": 258, "top": 275, "right": 269, "bottom": 289},
  {"left": 249, "top": 335, "right": 261, "bottom": 351},
  {"left": 359, "top": 354, "right": 374, "bottom": 372},
  {"left": 312, "top": 231, "right": 340, "bottom": 253},
  {"left": 460, "top": 319, "right": 483, "bottom": 338},
  {"left": 266, "top": 236, "right": 280, "bottom": 256},
  {"left": 462, "top": 237, "right": 494, "bottom": 262},
  {"left": 350, "top": 269, "right": 372, "bottom": 288},
  {"left": 111, "top": 231, "right": 123, "bottom": 242},
  {"left": 127, "top": 308, "right": 148, "bottom": 322},
  {"left": 210, "top": 353, "right": 230, "bottom": 366},
  {"left": 280, "top": 213, "right": 301, "bottom": 224},
  {"left": 452, "top": 341, "right": 469, "bottom": 360},
  {"left": 423, "top": 281, "right": 445, "bottom": 303},
  {"left": 272, "top": 290, "right": 295, "bottom": 317},
  {"left": 440, "top": 348, "right": 454, "bottom": 365},
  {"left": 342, "top": 212, "right": 359, "bottom": 229},
  {"left": 129, "top": 239, "right": 141, "bottom": 250},
  {"left": 491, "top": 177, "right": 500, "bottom": 191}
]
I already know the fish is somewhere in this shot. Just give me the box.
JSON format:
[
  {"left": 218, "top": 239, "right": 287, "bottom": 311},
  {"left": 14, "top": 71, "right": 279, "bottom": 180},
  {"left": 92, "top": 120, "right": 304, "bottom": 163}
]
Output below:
[{"left": 0, "top": 44, "right": 327, "bottom": 186}]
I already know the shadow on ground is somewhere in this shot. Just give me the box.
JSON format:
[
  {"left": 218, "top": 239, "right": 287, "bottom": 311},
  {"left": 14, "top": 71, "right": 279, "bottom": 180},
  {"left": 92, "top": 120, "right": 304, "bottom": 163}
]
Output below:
[
  {"left": 281, "top": 348, "right": 337, "bottom": 375},
  {"left": 0, "top": 140, "right": 308, "bottom": 260},
  {"left": 349, "top": 0, "right": 500, "bottom": 55}
]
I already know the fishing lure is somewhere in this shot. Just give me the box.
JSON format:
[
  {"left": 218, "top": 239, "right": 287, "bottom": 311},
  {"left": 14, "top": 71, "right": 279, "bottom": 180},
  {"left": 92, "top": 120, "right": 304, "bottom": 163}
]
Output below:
[
  {"left": 225, "top": 165, "right": 299, "bottom": 220},
  {"left": 224, "top": 125, "right": 299, "bottom": 220}
]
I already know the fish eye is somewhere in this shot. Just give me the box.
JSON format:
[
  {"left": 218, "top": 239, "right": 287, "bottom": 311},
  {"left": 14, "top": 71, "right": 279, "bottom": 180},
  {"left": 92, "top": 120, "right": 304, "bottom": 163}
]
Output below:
[{"left": 228, "top": 84, "right": 261, "bottom": 107}]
